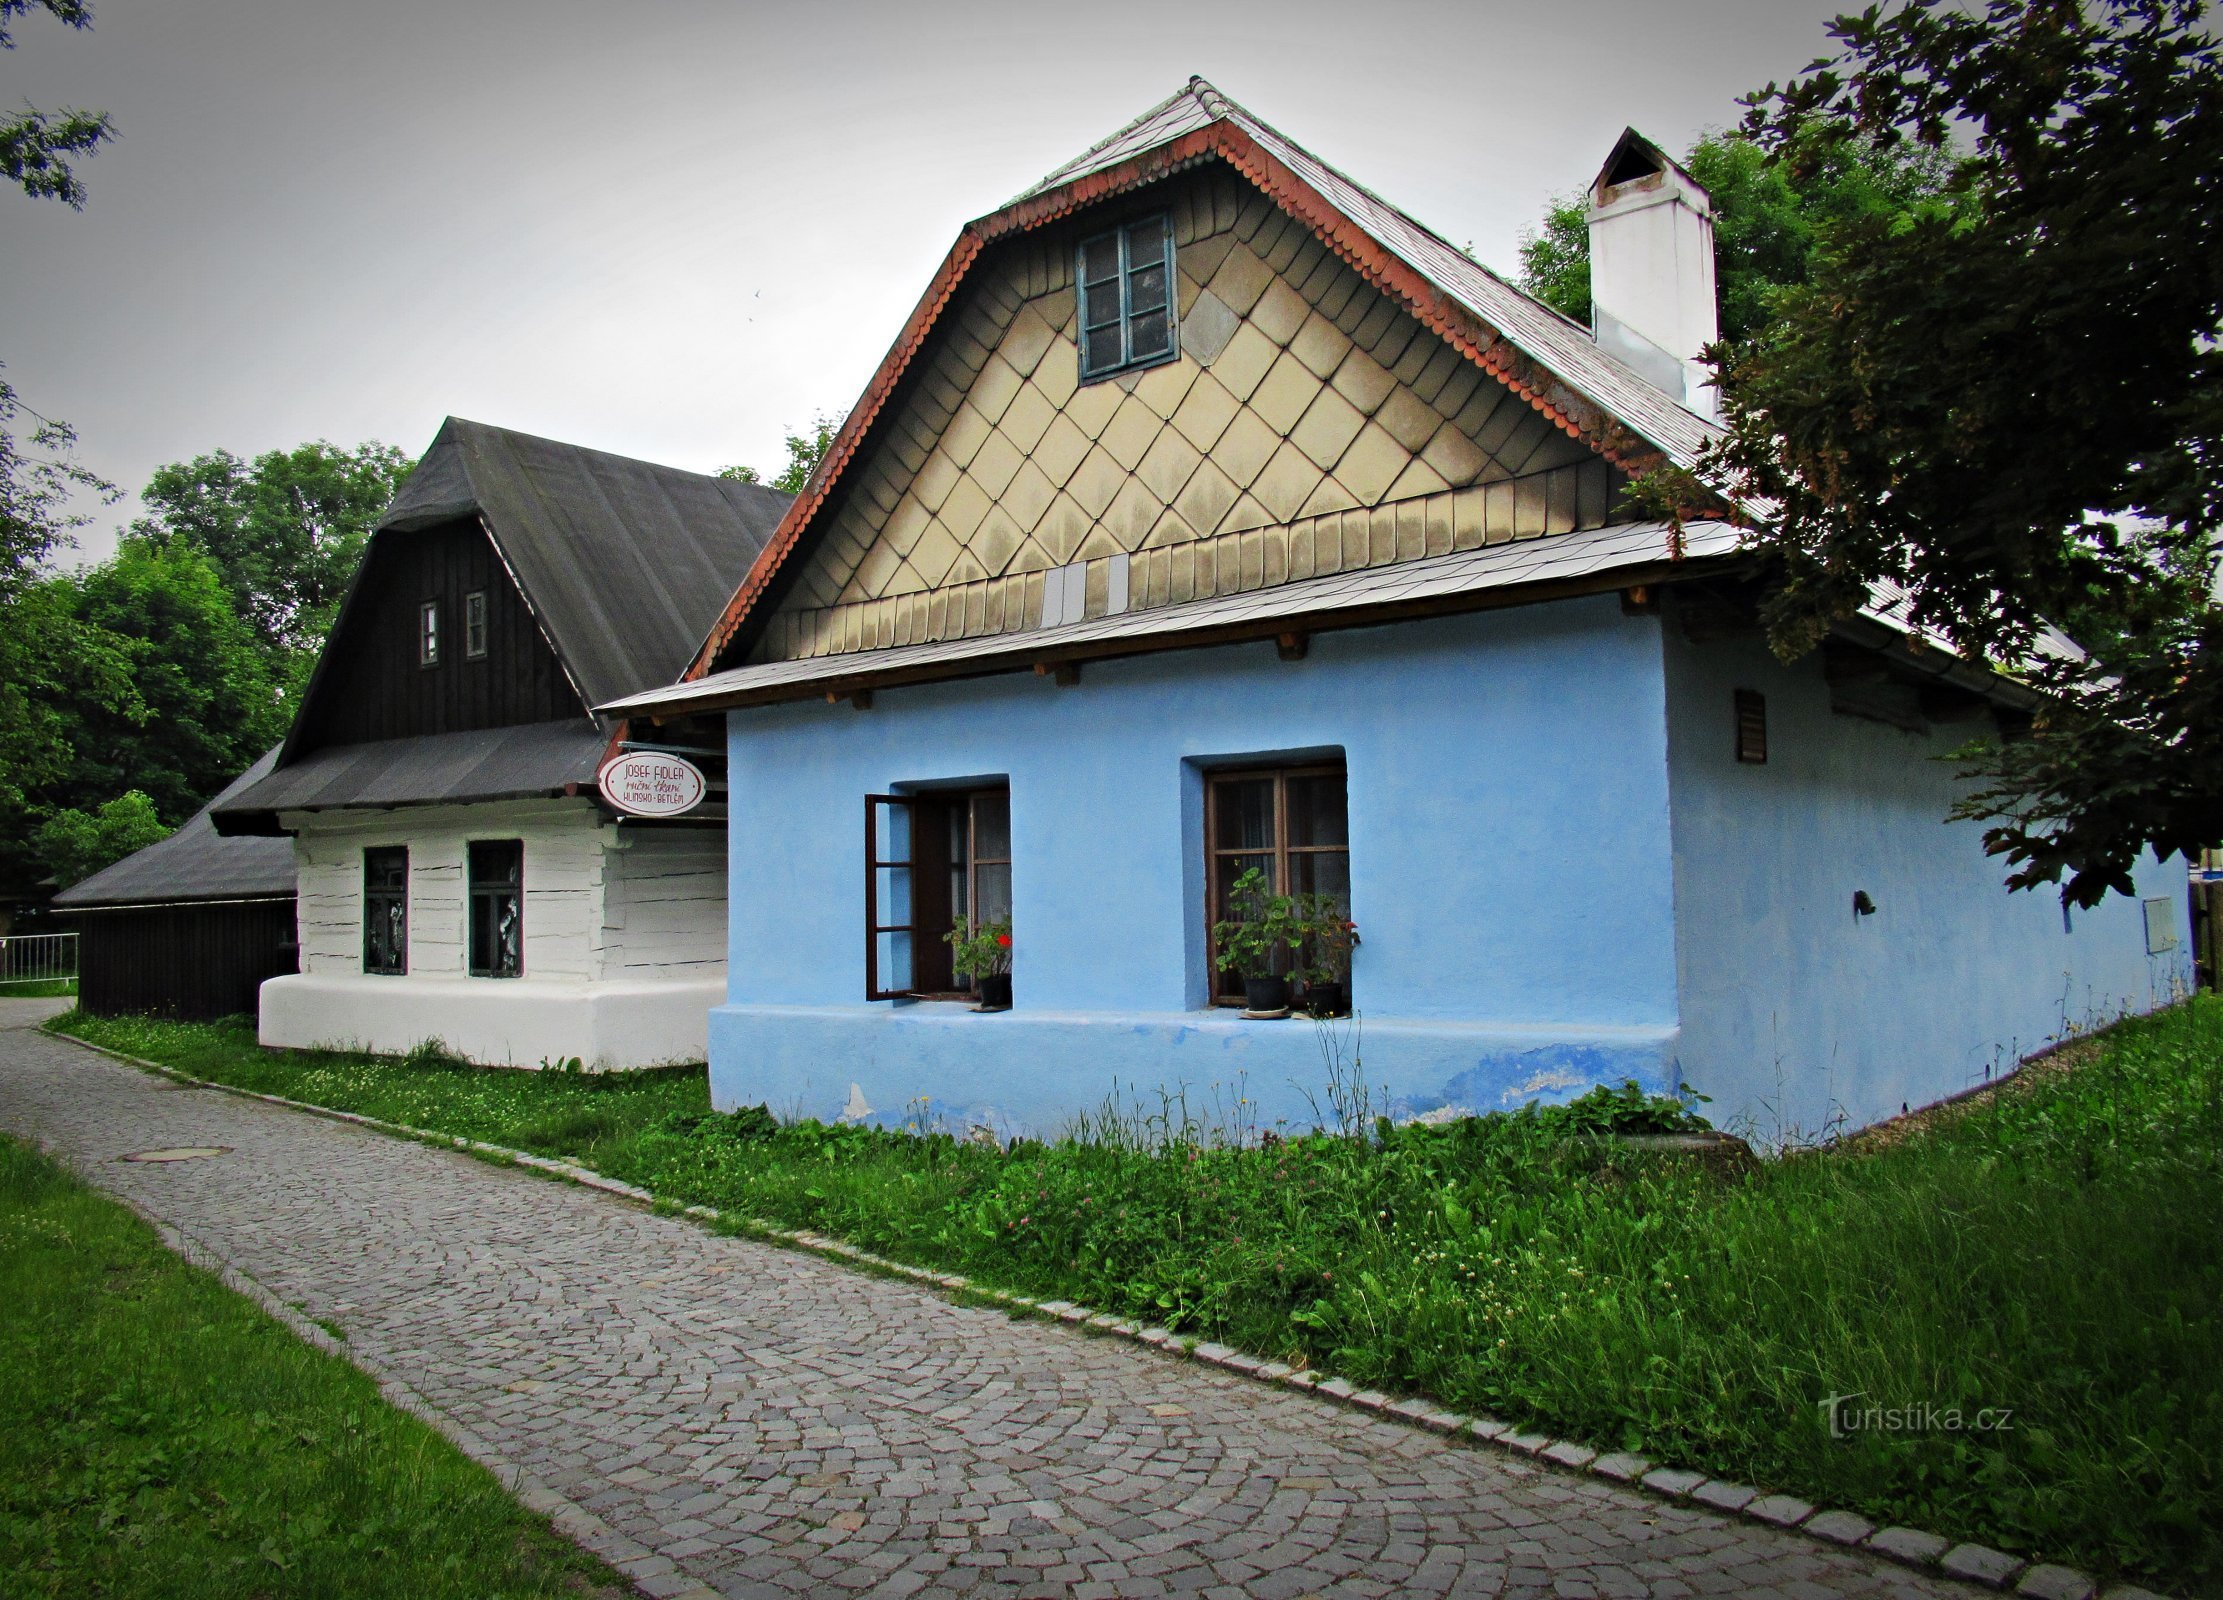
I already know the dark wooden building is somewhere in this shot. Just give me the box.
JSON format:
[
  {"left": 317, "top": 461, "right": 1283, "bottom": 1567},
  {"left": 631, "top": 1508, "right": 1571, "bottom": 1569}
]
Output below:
[{"left": 52, "top": 748, "right": 298, "bottom": 1019}]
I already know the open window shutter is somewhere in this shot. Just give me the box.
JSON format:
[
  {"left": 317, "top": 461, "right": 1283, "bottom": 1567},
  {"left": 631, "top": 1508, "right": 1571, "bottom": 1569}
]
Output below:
[{"left": 866, "top": 795, "right": 917, "bottom": 999}]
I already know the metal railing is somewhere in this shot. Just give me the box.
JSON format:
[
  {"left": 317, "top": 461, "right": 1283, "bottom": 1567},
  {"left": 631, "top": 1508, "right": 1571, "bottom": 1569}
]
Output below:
[{"left": 0, "top": 931, "right": 78, "bottom": 989}]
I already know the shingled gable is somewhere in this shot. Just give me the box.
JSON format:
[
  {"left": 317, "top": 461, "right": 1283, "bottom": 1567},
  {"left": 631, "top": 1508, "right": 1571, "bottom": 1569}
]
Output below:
[{"left": 673, "top": 78, "right": 1727, "bottom": 692}]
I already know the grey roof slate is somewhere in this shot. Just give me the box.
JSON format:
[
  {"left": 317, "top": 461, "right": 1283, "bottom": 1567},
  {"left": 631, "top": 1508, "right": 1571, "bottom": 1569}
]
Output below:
[
  {"left": 377, "top": 417, "right": 790, "bottom": 708},
  {"left": 215, "top": 720, "right": 605, "bottom": 833},
  {"left": 1020, "top": 79, "right": 1722, "bottom": 470},
  {"left": 53, "top": 748, "right": 296, "bottom": 908},
  {"left": 607, "top": 519, "right": 1742, "bottom": 717}
]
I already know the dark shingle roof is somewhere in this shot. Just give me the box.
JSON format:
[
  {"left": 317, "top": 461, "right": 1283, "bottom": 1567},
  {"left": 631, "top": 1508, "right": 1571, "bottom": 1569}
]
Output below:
[
  {"left": 381, "top": 417, "right": 791, "bottom": 708},
  {"left": 53, "top": 748, "right": 296, "bottom": 908},
  {"left": 213, "top": 721, "right": 607, "bottom": 835}
]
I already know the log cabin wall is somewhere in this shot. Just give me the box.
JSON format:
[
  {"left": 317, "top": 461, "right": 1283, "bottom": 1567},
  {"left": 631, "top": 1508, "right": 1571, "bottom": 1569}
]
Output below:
[{"left": 294, "top": 518, "right": 587, "bottom": 752}]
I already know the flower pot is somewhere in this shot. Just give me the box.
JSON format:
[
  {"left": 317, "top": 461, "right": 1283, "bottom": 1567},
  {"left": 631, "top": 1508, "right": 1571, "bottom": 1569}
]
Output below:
[
  {"left": 1242, "top": 974, "right": 1288, "bottom": 1014},
  {"left": 976, "top": 973, "right": 1013, "bottom": 1011},
  {"left": 1303, "top": 980, "right": 1347, "bottom": 1018}
]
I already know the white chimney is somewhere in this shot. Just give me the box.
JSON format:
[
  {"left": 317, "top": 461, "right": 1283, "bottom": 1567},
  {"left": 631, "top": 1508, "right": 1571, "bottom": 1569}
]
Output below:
[{"left": 1586, "top": 129, "right": 1719, "bottom": 420}]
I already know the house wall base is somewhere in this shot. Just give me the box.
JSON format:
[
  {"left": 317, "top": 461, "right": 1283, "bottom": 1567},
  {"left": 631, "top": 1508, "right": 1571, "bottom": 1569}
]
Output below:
[
  {"left": 259, "top": 972, "right": 720, "bottom": 1070},
  {"left": 706, "top": 1002, "right": 1679, "bottom": 1139}
]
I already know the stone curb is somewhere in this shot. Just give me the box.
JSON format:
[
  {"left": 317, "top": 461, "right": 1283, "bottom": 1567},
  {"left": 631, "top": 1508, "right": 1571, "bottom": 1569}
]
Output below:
[{"left": 47, "top": 1024, "right": 2157, "bottom": 1600}]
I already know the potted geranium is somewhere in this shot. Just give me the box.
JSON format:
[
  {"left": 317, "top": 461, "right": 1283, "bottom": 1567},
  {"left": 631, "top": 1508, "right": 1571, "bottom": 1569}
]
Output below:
[
  {"left": 1295, "top": 897, "right": 1357, "bottom": 1018},
  {"left": 1211, "top": 867, "right": 1306, "bottom": 1015},
  {"left": 947, "top": 915, "right": 1013, "bottom": 1010}
]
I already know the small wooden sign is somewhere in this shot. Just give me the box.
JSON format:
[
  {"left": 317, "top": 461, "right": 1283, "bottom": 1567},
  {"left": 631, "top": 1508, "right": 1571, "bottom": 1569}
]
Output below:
[{"left": 597, "top": 751, "right": 706, "bottom": 817}]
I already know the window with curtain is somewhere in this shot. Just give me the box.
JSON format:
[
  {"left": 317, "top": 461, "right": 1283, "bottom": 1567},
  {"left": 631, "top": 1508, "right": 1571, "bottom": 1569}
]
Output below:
[
  {"left": 1205, "top": 764, "right": 1350, "bottom": 1004},
  {"left": 1077, "top": 212, "right": 1177, "bottom": 381},
  {"left": 363, "top": 846, "right": 408, "bottom": 975},
  {"left": 468, "top": 839, "right": 523, "bottom": 978}
]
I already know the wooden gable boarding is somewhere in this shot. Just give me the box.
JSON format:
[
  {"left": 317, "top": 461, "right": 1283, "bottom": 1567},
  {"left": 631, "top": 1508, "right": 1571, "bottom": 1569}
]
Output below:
[
  {"left": 291, "top": 518, "right": 586, "bottom": 753},
  {"left": 748, "top": 161, "right": 1621, "bottom": 666}
]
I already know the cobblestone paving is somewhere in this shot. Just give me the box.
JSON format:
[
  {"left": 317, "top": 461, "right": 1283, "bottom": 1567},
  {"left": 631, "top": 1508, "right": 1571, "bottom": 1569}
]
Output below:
[{"left": 0, "top": 1003, "right": 1972, "bottom": 1600}]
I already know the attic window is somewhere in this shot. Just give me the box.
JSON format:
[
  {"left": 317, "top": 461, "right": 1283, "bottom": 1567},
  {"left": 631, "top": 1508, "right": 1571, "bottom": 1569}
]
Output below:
[
  {"left": 418, "top": 600, "right": 439, "bottom": 667},
  {"left": 1078, "top": 213, "right": 1178, "bottom": 381},
  {"left": 464, "top": 591, "right": 488, "bottom": 659}
]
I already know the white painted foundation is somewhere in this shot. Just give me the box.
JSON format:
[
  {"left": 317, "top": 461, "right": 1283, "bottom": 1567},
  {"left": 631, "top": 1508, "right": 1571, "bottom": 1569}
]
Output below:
[{"left": 259, "top": 972, "right": 723, "bottom": 1070}]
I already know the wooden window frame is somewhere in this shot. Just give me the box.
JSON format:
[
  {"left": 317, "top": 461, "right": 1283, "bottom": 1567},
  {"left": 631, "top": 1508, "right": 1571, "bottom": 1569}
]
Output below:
[
  {"left": 1077, "top": 211, "right": 1179, "bottom": 383},
  {"left": 1204, "top": 763, "right": 1350, "bottom": 1006},
  {"left": 362, "top": 845, "right": 408, "bottom": 976},
  {"left": 865, "top": 787, "right": 1011, "bottom": 1000},
  {"left": 463, "top": 590, "right": 488, "bottom": 659},
  {"left": 467, "top": 838, "right": 523, "bottom": 979},
  {"left": 418, "top": 599, "right": 440, "bottom": 667}
]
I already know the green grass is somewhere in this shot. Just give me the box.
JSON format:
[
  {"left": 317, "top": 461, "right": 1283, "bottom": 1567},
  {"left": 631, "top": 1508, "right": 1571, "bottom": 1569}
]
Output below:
[
  {"left": 51, "top": 1004, "right": 2223, "bottom": 1594},
  {"left": 0, "top": 1133, "right": 622, "bottom": 1598},
  {"left": 0, "top": 979, "right": 77, "bottom": 998},
  {"left": 53, "top": 1013, "right": 707, "bottom": 1168}
]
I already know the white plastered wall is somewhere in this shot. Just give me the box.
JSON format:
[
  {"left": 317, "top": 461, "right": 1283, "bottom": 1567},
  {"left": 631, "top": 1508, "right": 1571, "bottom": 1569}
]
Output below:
[{"left": 263, "top": 797, "right": 726, "bottom": 1069}]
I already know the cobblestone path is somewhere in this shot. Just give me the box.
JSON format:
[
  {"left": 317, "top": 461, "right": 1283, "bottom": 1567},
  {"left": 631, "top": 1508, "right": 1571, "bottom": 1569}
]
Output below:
[{"left": 0, "top": 1004, "right": 1968, "bottom": 1600}]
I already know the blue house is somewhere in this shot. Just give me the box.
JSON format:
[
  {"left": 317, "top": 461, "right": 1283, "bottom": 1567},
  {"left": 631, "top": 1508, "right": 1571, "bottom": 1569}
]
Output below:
[{"left": 611, "top": 82, "right": 2190, "bottom": 1140}]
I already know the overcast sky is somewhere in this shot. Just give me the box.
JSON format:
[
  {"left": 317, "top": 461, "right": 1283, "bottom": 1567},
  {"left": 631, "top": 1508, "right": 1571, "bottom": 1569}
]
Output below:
[{"left": 3, "top": 0, "right": 1852, "bottom": 564}]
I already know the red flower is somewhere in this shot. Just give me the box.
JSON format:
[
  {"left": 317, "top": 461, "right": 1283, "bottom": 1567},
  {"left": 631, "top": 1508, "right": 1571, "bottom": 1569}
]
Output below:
[{"left": 996, "top": 933, "right": 1012, "bottom": 947}]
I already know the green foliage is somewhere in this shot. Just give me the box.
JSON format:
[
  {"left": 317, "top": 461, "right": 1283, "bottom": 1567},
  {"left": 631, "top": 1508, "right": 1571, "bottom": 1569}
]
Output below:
[
  {"left": 0, "top": 1132, "right": 621, "bottom": 1596},
  {"left": 1515, "top": 130, "right": 1959, "bottom": 343},
  {"left": 132, "top": 439, "right": 412, "bottom": 663},
  {"left": 51, "top": 1013, "right": 707, "bottom": 1168},
  {"left": 67, "top": 1004, "right": 2223, "bottom": 1590},
  {"left": 718, "top": 410, "right": 846, "bottom": 495},
  {"left": 1694, "top": 0, "right": 2223, "bottom": 906},
  {"left": 31, "top": 789, "right": 167, "bottom": 887},
  {"left": 1516, "top": 195, "right": 1589, "bottom": 325},
  {"left": 944, "top": 914, "right": 1012, "bottom": 981},
  {"left": 1209, "top": 867, "right": 1305, "bottom": 979},
  {"left": 50, "top": 538, "right": 288, "bottom": 824},
  {"left": 1210, "top": 867, "right": 1352, "bottom": 983},
  {"left": 0, "top": 0, "right": 113, "bottom": 209}
]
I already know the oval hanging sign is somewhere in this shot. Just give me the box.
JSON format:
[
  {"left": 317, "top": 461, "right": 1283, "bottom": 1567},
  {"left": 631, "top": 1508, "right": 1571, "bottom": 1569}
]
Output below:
[{"left": 597, "top": 751, "right": 707, "bottom": 817}]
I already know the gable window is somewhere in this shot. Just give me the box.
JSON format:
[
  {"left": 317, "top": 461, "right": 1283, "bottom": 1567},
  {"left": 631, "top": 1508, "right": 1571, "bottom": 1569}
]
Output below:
[
  {"left": 464, "top": 591, "right": 488, "bottom": 659},
  {"left": 1078, "top": 212, "right": 1178, "bottom": 381},
  {"left": 418, "top": 600, "right": 440, "bottom": 666},
  {"left": 1205, "top": 764, "right": 1349, "bottom": 1005},
  {"left": 363, "top": 846, "right": 408, "bottom": 975},
  {"left": 468, "top": 839, "right": 523, "bottom": 978},
  {"left": 866, "top": 786, "right": 1011, "bottom": 999}
]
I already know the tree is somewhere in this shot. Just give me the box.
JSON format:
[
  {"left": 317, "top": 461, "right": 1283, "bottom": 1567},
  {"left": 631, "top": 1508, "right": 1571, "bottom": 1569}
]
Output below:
[
  {"left": 719, "top": 411, "right": 846, "bottom": 495},
  {"left": 1518, "top": 130, "right": 1960, "bottom": 342},
  {"left": 1, "top": 0, "right": 114, "bottom": 207},
  {"left": 51, "top": 536, "right": 288, "bottom": 825},
  {"left": 1673, "top": 0, "right": 2223, "bottom": 906},
  {"left": 133, "top": 439, "right": 412, "bottom": 664},
  {"left": 33, "top": 789, "right": 165, "bottom": 888},
  {"left": 0, "top": 375, "right": 122, "bottom": 866}
]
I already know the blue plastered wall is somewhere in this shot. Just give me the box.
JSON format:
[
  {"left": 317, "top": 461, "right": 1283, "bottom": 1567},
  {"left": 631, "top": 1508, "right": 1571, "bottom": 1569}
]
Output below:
[
  {"left": 714, "top": 598, "right": 1686, "bottom": 1136},
  {"left": 1662, "top": 610, "right": 2193, "bottom": 1140}
]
